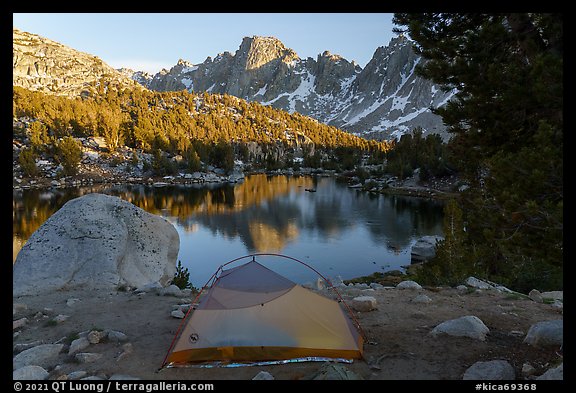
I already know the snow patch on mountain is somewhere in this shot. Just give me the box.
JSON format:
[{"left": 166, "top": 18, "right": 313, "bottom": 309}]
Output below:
[{"left": 128, "top": 35, "right": 453, "bottom": 141}]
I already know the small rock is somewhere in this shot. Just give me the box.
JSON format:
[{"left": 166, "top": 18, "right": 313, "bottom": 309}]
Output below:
[
  {"left": 13, "top": 341, "right": 42, "bottom": 354},
  {"left": 550, "top": 300, "right": 563, "bottom": 309},
  {"left": 13, "top": 317, "right": 28, "bottom": 330},
  {"left": 181, "top": 288, "right": 193, "bottom": 297},
  {"left": 465, "top": 277, "right": 493, "bottom": 289},
  {"left": 252, "top": 371, "right": 275, "bottom": 380},
  {"left": 528, "top": 289, "right": 543, "bottom": 303},
  {"left": 396, "top": 280, "right": 422, "bottom": 290},
  {"left": 87, "top": 330, "right": 106, "bottom": 344},
  {"left": 411, "top": 294, "right": 432, "bottom": 303},
  {"left": 431, "top": 315, "right": 490, "bottom": 341},
  {"left": 536, "top": 363, "right": 563, "bottom": 380},
  {"left": 160, "top": 284, "right": 183, "bottom": 297},
  {"left": 370, "top": 283, "right": 384, "bottom": 290},
  {"left": 350, "top": 296, "right": 377, "bottom": 312},
  {"left": 13, "top": 365, "right": 49, "bottom": 380},
  {"left": 171, "top": 309, "right": 185, "bottom": 319},
  {"left": 53, "top": 314, "right": 69, "bottom": 324},
  {"left": 540, "top": 291, "right": 563, "bottom": 301},
  {"left": 68, "top": 337, "right": 90, "bottom": 355},
  {"left": 68, "top": 371, "right": 88, "bottom": 380},
  {"left": 75, "top": 352, "right": 103, "bottom": 363},
  {"left": 456, "top": 285, "right": 468, "bottom": 292},
  {"left": 135, "top": 281, "right": 162, "bottom": 294},
  {"left": 524, "top": 320, "right": 563, "bottom": 347},
  {"left": 107, "top": 330, "right": 128, "bottom": 342},
  {"left": 522, "top": 363, "right": 536, "bottom": 377},
  {"left": 463, "top": 360, "right": 515, "bottom": 380}
]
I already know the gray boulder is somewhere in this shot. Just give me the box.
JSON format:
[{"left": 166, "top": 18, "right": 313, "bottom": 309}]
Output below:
[
  {"left": 106, "top": 330, "right": 128, "bottom": 343},
  {"left": 411, "top": 294, "right": 432, "bottom": 303},
  {"left": 431, "top": 315, "right": 490, "bottom": 341},
  {"left": 396, "top": 280, "right": 423, "bottom": 290},
  {"left": 13, "top": 193, "right": 179, "bottom": 296},
  {"left": 523, "top": 320, "right": 563, "bottom": 347},
  {"left": 350, "top": 296, "right": 377, "bottom": 312},
  {"left": 13, "top": 365, "right": 49, "bottom": 380},
  {"left": 463, "top": 360, "right": 515, "bottom": 380},
  {"left": 13, "top": 344, "right": 64, "bottom": 370},
  {"left": 528, "top": 289, "right": 544, "bottom": 303},
  {"left": 540, "top": 291, "right": 563, "bottom": 301},
  {"left": 536, "top": 363, "right": 563, "bottom": 380},
  {"left": 68, "top": 337, "right": 90, "bottom": 355},
  {"left": 465, "top": 277, "right": 493, "bottom": 289},
  {"left": 75, "top": 353, "right": 103, "bottom": 363},
  {"left": 411, "top": 236, "right": 443, "bottom": 263}
]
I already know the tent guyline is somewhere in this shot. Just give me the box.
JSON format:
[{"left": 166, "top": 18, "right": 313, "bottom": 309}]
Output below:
[{"left": 160, "top": 253, "right": 365, "bottom": 368}]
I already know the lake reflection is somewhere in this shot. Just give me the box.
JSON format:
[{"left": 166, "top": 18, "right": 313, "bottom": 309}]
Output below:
[{"left": 13, "top": 174, "right": 444, "bottom": 286}]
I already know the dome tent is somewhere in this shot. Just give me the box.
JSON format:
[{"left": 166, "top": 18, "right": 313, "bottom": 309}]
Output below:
[{"left": 162, "top": 254, "right": 364, "bottom": 367}]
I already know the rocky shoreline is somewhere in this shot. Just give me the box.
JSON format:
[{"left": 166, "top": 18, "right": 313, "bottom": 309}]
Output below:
[{"left": 13, "top": 124, "right": 460, "bottom": 198}]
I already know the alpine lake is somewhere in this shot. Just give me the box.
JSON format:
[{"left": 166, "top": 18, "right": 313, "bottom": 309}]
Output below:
[{"left": 13, "top": 174, "right": 444, "bottom": 288}]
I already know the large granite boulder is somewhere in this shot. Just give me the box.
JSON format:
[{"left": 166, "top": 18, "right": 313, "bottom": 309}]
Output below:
[
  {"left": 13, "top": 193, "right": 179, "bottom": 296},
  {"left": 462, "top": 360, "right": 516, "bottom": 380},
  {"left": 411, "top": 235, "right": 444, "bottom": 263}
]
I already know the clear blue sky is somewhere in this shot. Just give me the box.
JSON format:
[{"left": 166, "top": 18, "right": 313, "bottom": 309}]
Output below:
[{"left": 13, "top": 13, "right": 397, "bottom": 74}]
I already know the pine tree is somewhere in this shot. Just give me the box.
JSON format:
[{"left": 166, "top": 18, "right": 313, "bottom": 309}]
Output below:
[{"left": 394, "top": 13, "right": 562, "bottom": 291}]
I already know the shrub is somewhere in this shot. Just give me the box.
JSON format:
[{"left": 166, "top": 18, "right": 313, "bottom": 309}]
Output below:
[
  {"left": 172, "top": 260, "right": 192, "bottom": 290},
  {"left": 54, "top": 136, "right": 83, "bottom": 176},
  {"left": 18, "top": 147, "right": 39, "bottom": 177}
]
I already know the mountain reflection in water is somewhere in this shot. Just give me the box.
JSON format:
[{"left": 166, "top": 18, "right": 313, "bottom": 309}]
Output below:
[{"left": 13, "top": 174, "right": 444, "bottom": 286}]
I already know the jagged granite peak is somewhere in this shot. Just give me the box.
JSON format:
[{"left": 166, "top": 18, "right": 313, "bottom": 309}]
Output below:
[
  {"left": 313, "top": 50, "right": 359, "bottom": 96},
  {"left": 236, "top": 36, "right": 299, "bottom": 70},
  {"left": 137, "top": 35, "right": 453, "bottom": 140},
  {"left": 13, "top": 28, "right": 144, "bottom": 96}
]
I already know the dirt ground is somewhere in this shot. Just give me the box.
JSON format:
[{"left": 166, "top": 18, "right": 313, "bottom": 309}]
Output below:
[{"left": 12, "top": 284, "right": 563, "bottom": 380}]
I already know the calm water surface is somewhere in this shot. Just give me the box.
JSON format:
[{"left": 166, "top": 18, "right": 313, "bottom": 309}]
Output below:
[{"left": 13, "top": 174, "right": 444, "bottom": 287}]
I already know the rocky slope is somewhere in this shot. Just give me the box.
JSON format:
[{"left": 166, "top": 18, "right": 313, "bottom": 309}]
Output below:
[
  {"left": 139, "top": 35, "right": 455, "bottom": 140},
  {"left": 13, "top": 29, "right": 144, "bottom": 96}
]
